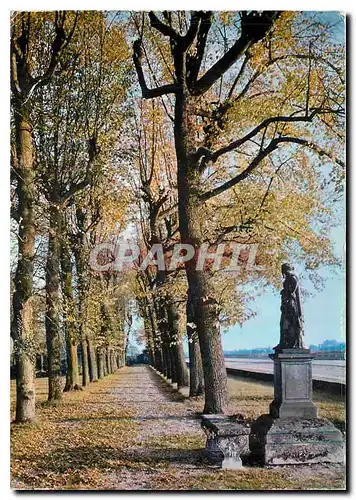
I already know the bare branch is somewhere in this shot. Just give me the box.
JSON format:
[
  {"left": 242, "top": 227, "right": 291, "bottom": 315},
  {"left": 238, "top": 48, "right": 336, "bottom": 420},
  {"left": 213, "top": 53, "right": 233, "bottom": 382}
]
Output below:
[
  {"left": 193, "top": 11, "right": 281, "bottom": 95},
  {"left": 182, "top": 11, "right": 201, "bottom": 50},
  {"left": 272, "top": 136, "right": 345, "bottom": 168},
  {"left": 201, "top": 139, "right": 281, "bottom": 201},
  {"left": 187, "top": 11, "right": 212, "bottom": 86},
  {"left": 148, "top": 12, "right": 179, "bottom": 40},
  {"left": 200, "top": 135, "right": 344, "bottom": 201},
  {"left": 133, "top": 39, "right": 178, "bottom": 99},
  {"left": 208, "top": 108, "right": 330, "bottom": 163},
  {"left": 227, "top": 53, "right": 251, "bottom": 99}
]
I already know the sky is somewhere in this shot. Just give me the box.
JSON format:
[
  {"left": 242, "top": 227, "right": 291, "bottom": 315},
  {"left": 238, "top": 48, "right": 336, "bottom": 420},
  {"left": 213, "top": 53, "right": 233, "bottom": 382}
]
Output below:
[
  {"left": 223, "top": 222, "right": 346, "bottom": 350},
  {"left": 221, "top": 272, "right": 345, "bottom": 351}
]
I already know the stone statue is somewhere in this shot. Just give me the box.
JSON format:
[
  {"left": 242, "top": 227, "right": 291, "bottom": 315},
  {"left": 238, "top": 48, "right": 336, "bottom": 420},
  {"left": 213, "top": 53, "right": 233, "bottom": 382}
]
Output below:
[{"left": 277, "top": 263, "right": 305, "bottom": 349}]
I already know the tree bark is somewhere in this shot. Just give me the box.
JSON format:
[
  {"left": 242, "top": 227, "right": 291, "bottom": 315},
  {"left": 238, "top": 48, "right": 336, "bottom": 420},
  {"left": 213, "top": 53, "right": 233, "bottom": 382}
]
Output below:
[
  {"left": 12, "top": 107, "right": 37, "bottom": 422},
  {"left": 147, "top": 301, "right": 163, "bottom": 372},
  {"left": 187, "top": 294, "right": 204, "bottom": 396},
  {"left": 81, "top": 338, "right": 90, "bottom": 386},
  {"left": 45, "top": 206, "right": 63, "bottom": 401},
  {"left": 97, "top": 347, "right": 105, "bottom": 378},
  {"left": 64, "top": 337, "right": 80, "bottom": 392},
  {"left": 87, "top": 338, "right": 98, "bottom": 382},
  {"left": 175, "top": 91, "right": 229, "bottom": 413},
  {"left": 103, "top": 349, "right": 108, "bottom": 376},
  {"left": 61, "top": 234, "right": 80, "bottom": 391},
  {"left": 106, "top": 348, "right": 111, "bottom": 374},
  {"left": 72, "top": 234, "right": 90, "bottom": 387},
  {"left": 162, "top": 343, "right": 171, "bottom": 379},
  {"left": 166, "top": 297, "right": 189, "bottom": 388},
  {"left": 188, "top": 338, "right": 204, "bottom": 396}
]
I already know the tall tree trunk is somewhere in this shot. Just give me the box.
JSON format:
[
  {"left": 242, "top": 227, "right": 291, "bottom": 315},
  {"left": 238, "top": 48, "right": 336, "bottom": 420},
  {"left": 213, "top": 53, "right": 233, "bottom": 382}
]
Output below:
[
  {"left": 73, "top": 236, "right": 90, "bottom": 387},
  {"left": 175, "top": 92, "right": 228, "bottom": 413},
  {"left": 162, "top": 343, "right": 171, "bottom": 379},
  {"left": 188, "top": 338, "right": 204, "bottom": 396},
  {"left": 64, "top": 337, "right": 80, "bottom": 391},
  {"left": 12, "top": 106, "right": 37, "bottom": 422},
  {"left": 112, "top": 351, "right": 118, "bottom": 371},
  {"left": 61, "top": 234, "right": 80, "bottom": 391},
  {"left": 147, "top": 301, "right": 163, "bottom": 372},
  {"left": 45, "top": 206, "right": 62, "bottom": 401},
  {"left": 103, "top": 349, "right": 108, "bottom": 376},
  {"left": 187, "top": 291, "right": 204, "bottom": 396},
  {"left": 106, "top": 348, "right": 111, "bottom": 374},
  {"left": 87, "top": 338, "right": 98, "bottom": 382},
  {"left": 97, "top": 347, "right": 105, "bottom": 379},
  {"left": 154, "top": 347, "right": 163, "bottom": 373},
  {"left": 166, "top": 297, "right": 189, "bottom": 388},
  {"left": 81, "top": 337, "right": 90, "bottom": 386},
  {"left": 142, "top": 309, "right": 155, "bottom": 367},
  {"left": 175, "top": 342, "right": 189, "bottom": 389}
]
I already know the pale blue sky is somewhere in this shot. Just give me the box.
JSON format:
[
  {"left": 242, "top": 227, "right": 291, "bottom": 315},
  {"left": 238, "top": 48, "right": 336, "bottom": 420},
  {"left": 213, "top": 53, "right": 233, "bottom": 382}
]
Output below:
[{"left": 222, "top": 273, "right": 345, "bottom": 350}]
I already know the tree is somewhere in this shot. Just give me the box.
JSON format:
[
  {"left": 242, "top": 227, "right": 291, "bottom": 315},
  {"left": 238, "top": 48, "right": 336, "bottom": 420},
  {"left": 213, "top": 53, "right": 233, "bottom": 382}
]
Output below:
[
  {"left": 11, "top": 11, "right": 78, "bottom": 421},
  {"left": 129, "top": 99, "right": 190, "bottom": 389},
  {"left": 133, "top": 11, "right": 345, "bottom": 413},
  {"left": 33, "top": 11, "right": 131, "bottom": 398}
]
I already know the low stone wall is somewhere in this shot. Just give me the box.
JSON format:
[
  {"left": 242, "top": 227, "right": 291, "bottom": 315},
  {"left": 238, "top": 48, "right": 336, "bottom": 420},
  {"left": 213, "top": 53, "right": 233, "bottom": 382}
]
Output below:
[{"left": 225, "top": 367, "right": 346, "bottom": 396}]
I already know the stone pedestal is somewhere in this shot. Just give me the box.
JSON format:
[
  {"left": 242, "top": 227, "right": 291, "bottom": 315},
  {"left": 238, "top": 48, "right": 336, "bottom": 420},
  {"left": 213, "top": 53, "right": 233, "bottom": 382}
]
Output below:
[
  {"left": 251, "top": 347, "right": 345, "bottom": 465},
  {"left": 201, "top": 415, "right": 250, "bottom": 469},
  {"left": 269, "top": 348, "right": 318, "bottom": 418},
  {"left": 250, "top": 415, "right": 345, "bottom": 465}
]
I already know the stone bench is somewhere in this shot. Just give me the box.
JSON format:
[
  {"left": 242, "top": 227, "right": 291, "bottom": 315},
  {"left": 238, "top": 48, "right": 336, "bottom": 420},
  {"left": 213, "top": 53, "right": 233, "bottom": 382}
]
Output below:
[{"left": 201, "top": 415, "right": 250, "bottom": 469}]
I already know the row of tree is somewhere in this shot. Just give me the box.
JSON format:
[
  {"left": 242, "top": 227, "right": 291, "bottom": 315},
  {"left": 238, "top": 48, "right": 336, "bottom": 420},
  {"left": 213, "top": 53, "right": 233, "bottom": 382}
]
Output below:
[
  {"left": 11, "top": 12, "right": 135, "bottom": 422},
  {"left": 11, "top": 11, "right": 345, "bottom": 422}
]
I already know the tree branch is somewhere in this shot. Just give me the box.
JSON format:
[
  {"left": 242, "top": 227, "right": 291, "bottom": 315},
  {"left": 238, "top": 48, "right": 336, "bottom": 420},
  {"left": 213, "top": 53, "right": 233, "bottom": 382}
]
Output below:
[
  {"left": 61, "top": 138, "right": 98, "bottom": 204},
  {"left": 187, "top": 12, "right": 212, "bottom": 86},
  {"left": 182, "top": 11, "right": 202, "bottom": 50},
  {"left": 208, "top": 108, "right": 325, "bottom": 162},
  {"left": 133, "top": 39, "right": 178, "bottom": 99},
  {"left": 33, "top": 11, "right": 79, "bottom": 89},
  {"left": 193, "top": 11, "right": 281, "bottom": 95},
  {"left": 200, "top": 135, "right": 344, "bottom": 201},
  {"left": 201, "top": 139, "right": 281, "bottom": 201},
  {"left": 148, "top": 12, "right": 179, "bottom": 40},
  {"left": 272, "top": 136, "right": 345, "bottom": 168},
  {"left": 227, "top": 53, "right": 251, "bottom": 99}
]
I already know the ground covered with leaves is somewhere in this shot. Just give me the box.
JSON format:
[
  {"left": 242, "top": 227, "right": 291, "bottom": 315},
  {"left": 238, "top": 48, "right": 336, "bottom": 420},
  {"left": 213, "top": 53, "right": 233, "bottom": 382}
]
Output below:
[{"left": 11, "top": 366, "right": 346, "bottom": 491}]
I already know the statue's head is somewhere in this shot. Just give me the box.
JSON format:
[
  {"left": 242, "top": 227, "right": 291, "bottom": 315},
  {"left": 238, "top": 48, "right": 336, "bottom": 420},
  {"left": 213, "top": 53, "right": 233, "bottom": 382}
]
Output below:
[{"left": 281, "top": 262, "right": 293, "bottom": 276}]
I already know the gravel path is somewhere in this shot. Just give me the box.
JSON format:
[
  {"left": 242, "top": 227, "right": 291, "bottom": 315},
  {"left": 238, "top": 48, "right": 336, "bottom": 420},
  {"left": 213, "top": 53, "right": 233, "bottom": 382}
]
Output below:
[
  {"left": 98, "top": 366, "right": 345, "bottom": 491},
  {"left": 103, "top": 366, "right": 207, "bottom": 489},
  {"left": 111, "top": 366, "right": 201, "bottom": 437}
]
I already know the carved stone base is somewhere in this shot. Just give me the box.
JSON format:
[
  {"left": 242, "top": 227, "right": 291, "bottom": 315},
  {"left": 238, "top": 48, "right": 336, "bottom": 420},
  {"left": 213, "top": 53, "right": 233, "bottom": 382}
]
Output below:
[
  {"left": 269, "top": 348, "right": 318, "bottom": 418},
  {"left": 250, "top": 415, "right": 345, "bottom": 465},
  {"left": 201, "top": 416, "right": 250, "bottom": 469}
]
